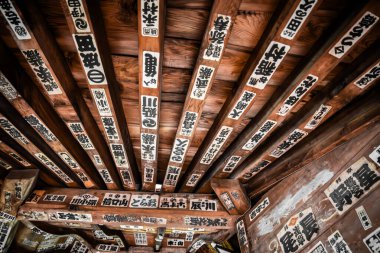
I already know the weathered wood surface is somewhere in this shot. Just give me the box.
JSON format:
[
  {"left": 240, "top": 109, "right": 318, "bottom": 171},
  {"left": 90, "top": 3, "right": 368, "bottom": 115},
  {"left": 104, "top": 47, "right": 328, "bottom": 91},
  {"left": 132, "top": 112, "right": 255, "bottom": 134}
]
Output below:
[
  {"left": 246, "top": 82, "right": 380, "bottom": 199},
  {"left": 239, "top": 120, "right": 380, "bottom": 252}
]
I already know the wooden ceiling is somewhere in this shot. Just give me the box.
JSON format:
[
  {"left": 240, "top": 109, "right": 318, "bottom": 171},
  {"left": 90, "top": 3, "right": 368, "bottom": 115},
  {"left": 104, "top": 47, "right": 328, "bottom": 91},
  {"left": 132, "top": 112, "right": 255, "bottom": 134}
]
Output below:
[
  {"left": 0, "top": 0, "right": 379, "bottom": 252},
  {"left": 0, "top": 0, "right": 379, "bottom": 192}
]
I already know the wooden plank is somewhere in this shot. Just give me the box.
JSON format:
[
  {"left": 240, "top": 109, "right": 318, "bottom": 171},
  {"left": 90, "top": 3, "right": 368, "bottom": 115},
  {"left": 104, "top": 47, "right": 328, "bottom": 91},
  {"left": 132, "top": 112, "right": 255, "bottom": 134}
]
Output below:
[
  {"left": 211, "top": 179, "right": 250, "bottom": 215},
  {"left": 245, "top": 84, "right": 380, "bottom": 199},
  {"left": 18, "top": 188, "right": 239, "bottom": 231},
  {"left": 194, "top": 0, "right": 380, "bottom": 192},
  {"left": 59, "top": 0, "right": 140, "bottom": 191},
  {"left": 238, "top": 121, "right": 380, "bottom": 252},
  {"left": 137, "top": 0, "right": 166, "bottom": 190},
  {"left": 178, "top": 0, "right": 324, "bottom": 192},
  {"left": 0, "top": 0, "right": 123, "bottom": 189},
  {"left": 239, "top": 122, "right": 380, "bottom": 252},
  {"left": 161, "top": 0, "right": 241, "bottom": 192}
]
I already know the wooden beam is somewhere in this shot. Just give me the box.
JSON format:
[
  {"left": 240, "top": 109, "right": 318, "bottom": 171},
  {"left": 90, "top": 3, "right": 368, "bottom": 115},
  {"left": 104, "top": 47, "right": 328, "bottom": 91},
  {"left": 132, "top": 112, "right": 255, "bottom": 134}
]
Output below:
[
  {"left": 0, "top": 74, "right": 100, "bottom": 189},
  {"left": 161, "top": 0, "right": 241, "bottom": 193},
  {"left": 136, "top": 0, "right": 165, "bottom": 191},
  {"left": 232, "top": 59, "right": 380, "bottom": 182},
  {"left": 0, "top": 112, "right": 80, "bottom": 187},
  {"left": 194, "top": 0, "right": 380, "bottom": 192},
  {"left": 238, "top": 119, "right": 380, "bottom": 252},
  {"left": 245, "top": 83, "right": 380, "bottom": 199},
  {"left": 177, "top": 0, "right": 324, "bottom": 192},
  {"left": 210, "top": 179, "right": 250, "bottom": 215},
  {"left": 18, "top": 188, "right": 239, "bottom": 232},
  {"left": 59, "top": 0, "right": 140, "bottom": 190},
  {"left": 0, "top": 129, "right": 64, "bottom": 187},
  {"left": 0, "top": 0, "right": 123, "bottom": 189}
]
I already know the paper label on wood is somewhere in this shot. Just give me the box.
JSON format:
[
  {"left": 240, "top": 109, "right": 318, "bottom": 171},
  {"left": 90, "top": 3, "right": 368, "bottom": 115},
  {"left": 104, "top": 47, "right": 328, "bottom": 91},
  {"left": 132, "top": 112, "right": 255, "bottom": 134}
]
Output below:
[
  {"left": 329, "top": 12, "right": 379, "bottom": 59},
  {"left": 324, "top": 157, "right": 380, "bottom": 214},
  {"left": 277, "top": 207, "right": 319, "bottom": 253},
  {"left": 281, "top": 0, "right": 318, "bottom": 40},
  {"left": 101, "top": 117, "right": 119, "bottom": 141},
  {"left": 70, "top": 194, "right": 99, "bottom": 206},
  {"left": 167, "top": 239, "right": 185, "bottom": 247},
  {"left": 369, "top": 145, "right": 380, "bottom": 166},
  {"left": 355, "top": 205, "right": 372, "bottom": 230},
  {"left": 73, "top": 34, "right": 107, "bottom": 84},
  {"left": 141, "top": 0, "right": 159, "bottom": 37},
  {"left": 142, "top": 51, "right": 159, "bottom": 88},
  {"left": 185, "top": 231, "right": 194, "bottom": 241},
  {"left": 110, "top": 143, "right": 130, "bottom": 168},
  {"left": 306, "top": 241, "right": 327, "bottom": 253},
  {"left": 180, "top": 111, "right": 198, "bottom": 136},
  {"left": 270, "top": 129, "right": 308, "bottom": 158},
  {"left": 169, "top": 138, "right": 189, "bottom": 163},
  {"left": 184, "top": 216, "right": 228, "bottom": 227},
  {"left": 67, "top": 122, "right": 95, "bottom": 150},
  {"left": 129, "top": 194, "right": 159, "bottom": 208},
  {"left": 242, "top": 120, "right": 277, "bottom": 151},
  {"left": 201, "top": 126, "right": 233, "bottom": 164},
  {"left": 134, "top": 232, "right": 147, "bottom": 245},
  {"left": 363, "top": 226, "right": 380, "bottom": 253},
  {"left": 328, "top": 230, "right": 352, "bottom": 253},
  {"left": 54, "top": 212, "right": 92, "bottom": 222},
  {"left": 0, "top": 72, "right": 20, "bottom": 100},
  {"left": 99, "top": 169, "right": 114, "bottom": 184},
  {"left": 65, "top": 0, "right": 90, "bottom": 33},
  {"left": 141, "top": 133, "right": 157, "bottom": 160},
  {"left": 9, "top": 152, "right": 30, "bottom": 166},
  {"left": 304, "top": 104, "right": 331, "bottom": 129},
  {"left": 354, "top": 62, "right": 380, "bottom": 89},
  {"left": 220, "top": 192, "right": 235, "bottom": 210},
  {"left": 203, "top": 14, "right": 231, "bottom": 61},
  {"left": 120, "top": 169, "right": 133, "bottom": 186},
  {"left": 0, "top": 0, "right": 31, "bottom": 40},
  {"left": 91, "top": 88, "right": 112, "bottom": 116},
  {"left": 24, "top": 114, "right": 57, "bottom": 142},
  {"left": 236, "top": 219, "right": 249, "bottom": 253},
  {"left": 58, "top": 152, "right": 79, "bottom": 169},
  {"left": 189, "top": 240, "right": 206, "bottom": 253},
  {"left": 22, "top": 49, "right": 62, "bottom": 95},
  {"left": 34, "top": 153, "right": 73, "bottom": 183},
  {"left": 0, "top": 117, "right": 30, "bottom": 144},
  {"left": 70, "top": 241, "right": 89, "bottom": 253},
  {"left": 228, "top": 90, "right": 256, "bottom": 120},
  {"left": 190, "top": 198, "right": 217, "bottom": 211},
  {"left": 247, "top": 41, "right": 290, "bottom": 89},
  {"left": 243, "top": 160, "right": 271, "bottom": 180},
  {"left": 0, "top": 160, "right": 11, "bottom": 170},
  {"left": 163, "top": 166, "right": 181, "bottom": 187},
  {"left": 97, "top": 244, "right": 119, "bottom": 252},
  {"left": 141, "top": 95, "right": 158, "bottom": 129},
  {"left": 159, "top": 196, "right": 187, "bottom": 209},
  {"left": 277, "top": 74, "right": 318, "bottom": 116},
  {"left": 190, "top": 65, "right": 215, "bottom": 100},
  {"left": 249, "top": 197, "right": 270, "bottom": 221},
  {"left": 186, "top": 173, "right": 202, "bottom": 187},
  {"left": 101, "top": 193, "right": 130, "bottom": 207},
  {"left": 222, "top": 156, "right": 241, "bottom": 173},
  {"left": 43, "top": 194, "right": 67, "bottom": 202}
]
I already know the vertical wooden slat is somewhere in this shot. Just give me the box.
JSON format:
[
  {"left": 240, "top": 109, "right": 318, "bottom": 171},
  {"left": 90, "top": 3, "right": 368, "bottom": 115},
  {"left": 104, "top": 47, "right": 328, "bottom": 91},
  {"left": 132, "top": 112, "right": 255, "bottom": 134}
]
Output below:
[{"left": 161, "top": 0, "right": 241, "bottom": 193}]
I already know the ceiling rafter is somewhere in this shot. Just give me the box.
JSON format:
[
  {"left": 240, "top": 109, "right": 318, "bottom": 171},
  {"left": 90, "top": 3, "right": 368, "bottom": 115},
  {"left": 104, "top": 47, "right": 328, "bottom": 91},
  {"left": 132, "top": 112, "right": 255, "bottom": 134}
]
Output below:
[
  {"left": 0, "top": 68, "right": 100, "bottom": 189},
  {"left": 245, "top": 86, "right": 380, "bottom": 199},
  {"left": 232, "top": 43, "right": 380, "bottom": 182},
  {"left": 195, "top": 0, "right": 380, "bottom": 192},
  {"left": 177, "top": 0, "right": 323, "bottom": 192},
  {"left": 138, "top": 0, "right": 165, "bottom": 191},
  {"left": 0, "top": 0, "right": 123, "bottom": 189},
  {"left": 0, "top": 140, "right": 63, "bottom": 187},
  {"left": 60, "top": 0, "right": 141, "bottom": 190},
  {"left": 161, "top": 0, "right": 241, "bottom": 193},
  {"left": 0, "top": 112, "right": 79, "bottom": 187}
]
